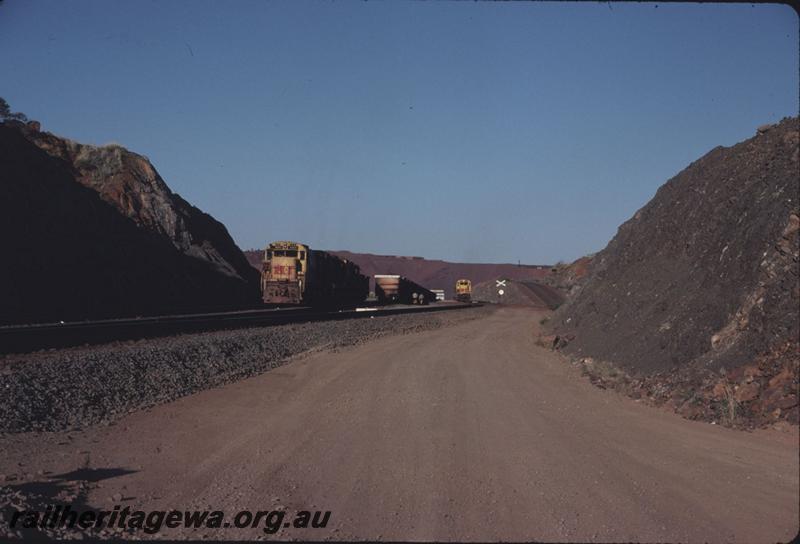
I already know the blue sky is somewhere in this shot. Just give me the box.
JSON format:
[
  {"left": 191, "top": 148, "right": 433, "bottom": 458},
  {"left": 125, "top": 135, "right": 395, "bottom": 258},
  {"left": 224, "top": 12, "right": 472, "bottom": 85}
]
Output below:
[{"left": 2, "top": 1, "right": 797, "bottom": 264}]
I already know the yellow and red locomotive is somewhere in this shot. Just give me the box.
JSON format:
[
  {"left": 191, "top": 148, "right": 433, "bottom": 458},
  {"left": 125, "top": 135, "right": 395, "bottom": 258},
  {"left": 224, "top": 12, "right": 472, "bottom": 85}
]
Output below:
[
  {"left": 455, "top": 279, "right": 472, "bottom": 303},
  {"left": 261, "top": 241, "right": 368, "bottom": 306}
]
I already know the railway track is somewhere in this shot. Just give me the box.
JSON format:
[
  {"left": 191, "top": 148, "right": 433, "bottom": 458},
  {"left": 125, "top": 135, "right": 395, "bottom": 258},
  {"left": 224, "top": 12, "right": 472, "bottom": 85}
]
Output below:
[{"left": 0, "top": 302, "right": 478, "bottom": 355}]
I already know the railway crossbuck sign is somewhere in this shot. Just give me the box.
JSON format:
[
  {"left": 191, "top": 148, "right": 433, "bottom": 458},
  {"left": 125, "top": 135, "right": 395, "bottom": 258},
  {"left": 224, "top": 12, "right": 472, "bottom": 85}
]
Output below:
[{"left": 496, "top": 279, "right": 506, "bottom": 296}]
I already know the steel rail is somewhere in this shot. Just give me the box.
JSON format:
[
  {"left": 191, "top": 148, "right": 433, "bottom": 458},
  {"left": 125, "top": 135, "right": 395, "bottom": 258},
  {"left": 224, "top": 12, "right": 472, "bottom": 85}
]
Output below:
[{"left": 0, "top": 303, "right": 479, "bottom": 355}]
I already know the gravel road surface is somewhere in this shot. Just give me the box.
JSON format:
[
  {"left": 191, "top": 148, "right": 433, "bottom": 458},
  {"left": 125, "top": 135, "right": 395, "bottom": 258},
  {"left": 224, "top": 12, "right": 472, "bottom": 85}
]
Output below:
[
  {"left": 0, "top": 307, "right": 484, "bottom": 433},
  {"left": 1, "top": 307, "right": 797, "bottom": 542}
]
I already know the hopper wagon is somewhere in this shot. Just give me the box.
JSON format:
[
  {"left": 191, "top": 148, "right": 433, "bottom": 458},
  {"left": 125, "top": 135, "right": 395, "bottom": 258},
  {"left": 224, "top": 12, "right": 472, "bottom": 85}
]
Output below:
[
  {"left": 374, "top": 274, "right": 437, "bottom": 305},
  {"left": 261, "top": 241, "right": 368, "bottom": 306}
]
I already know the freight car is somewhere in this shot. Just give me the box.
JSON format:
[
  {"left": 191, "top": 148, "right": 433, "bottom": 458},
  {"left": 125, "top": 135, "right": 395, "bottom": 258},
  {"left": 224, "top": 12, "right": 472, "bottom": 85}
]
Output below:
[
  {"left": 374, "top": 275, "right": 437, "bottom": 305},
  {"left": 261, "top": 241, "right": 368, "bottom": 306},
  {"left": 455, "top": 279, "right": 472, "bottom": 303}
]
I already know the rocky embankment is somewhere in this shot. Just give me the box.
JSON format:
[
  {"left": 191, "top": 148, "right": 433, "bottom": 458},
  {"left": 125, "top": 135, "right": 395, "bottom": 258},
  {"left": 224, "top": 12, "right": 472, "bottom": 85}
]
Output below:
[
  {"left": 541, "top": 255, "right": 594, "bottom": 299},
  {"left": 0, "top": 307, "right": 489, "bottom": 434},
  {"left": 547, "top": 118, "right": 799, "bottom": 428},
  {"left": 0, "top": 119, "right": 260, "bottom": 325}
]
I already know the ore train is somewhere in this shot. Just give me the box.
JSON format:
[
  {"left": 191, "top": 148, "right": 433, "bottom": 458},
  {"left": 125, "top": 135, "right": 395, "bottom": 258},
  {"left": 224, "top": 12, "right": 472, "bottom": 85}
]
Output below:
[
  {"left": 455, "top": 279, "right": 472, "bottom": 303},
  {"left": 261, "top": 241, "right": 444, "bottom": 307},
  {"left": 261, "top": 241, "right": 368, "bottom": 306},
  {"left": 374, "top": 275, "right": 437, "bottom": 305}
]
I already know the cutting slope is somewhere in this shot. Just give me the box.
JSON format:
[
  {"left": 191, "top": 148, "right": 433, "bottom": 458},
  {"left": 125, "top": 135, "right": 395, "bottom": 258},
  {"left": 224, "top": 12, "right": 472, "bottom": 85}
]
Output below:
[
  {"left": 0, "top": 121, "right": 260, "bottom": 324},
  {"left": 550, "top": 118, "right": 799, "bottom": 425}
]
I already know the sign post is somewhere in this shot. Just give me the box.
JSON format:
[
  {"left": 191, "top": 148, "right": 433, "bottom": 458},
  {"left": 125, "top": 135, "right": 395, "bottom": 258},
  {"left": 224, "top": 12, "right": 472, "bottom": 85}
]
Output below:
[{"left": 496, "top": 279, "right": 506, "bottom": 301}]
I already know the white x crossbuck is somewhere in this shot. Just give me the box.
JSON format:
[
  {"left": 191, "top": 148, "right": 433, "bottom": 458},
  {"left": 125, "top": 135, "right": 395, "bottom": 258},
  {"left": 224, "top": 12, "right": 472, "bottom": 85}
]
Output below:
[{"left": 495, "top": 280, "right": 507, "bottom": 287}]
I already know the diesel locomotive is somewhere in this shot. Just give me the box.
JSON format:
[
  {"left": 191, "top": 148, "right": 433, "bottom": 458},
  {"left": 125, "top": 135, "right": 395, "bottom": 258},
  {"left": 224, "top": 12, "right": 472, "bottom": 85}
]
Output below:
[
  {"left": 261, "top": 241, "right": 368, "bottom": 306},
  {"left": 455, "top": 279, "right": 472, "bottom": 303}
]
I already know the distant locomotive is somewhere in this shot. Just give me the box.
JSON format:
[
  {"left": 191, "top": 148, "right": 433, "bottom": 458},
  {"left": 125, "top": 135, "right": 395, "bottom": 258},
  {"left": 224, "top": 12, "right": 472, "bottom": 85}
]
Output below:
[
  {"left": 374, "top": 274, "right": 437, "bottom": 305},
  {"left": 261, "top": 241, "right": 368, "bottom": 306},
  {"left": 455, "top": 279, "right": 472, "bottom": 303}
]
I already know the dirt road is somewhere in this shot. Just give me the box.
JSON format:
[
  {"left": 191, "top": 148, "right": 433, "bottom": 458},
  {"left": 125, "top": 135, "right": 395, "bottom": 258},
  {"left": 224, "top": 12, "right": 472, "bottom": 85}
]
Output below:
[{"left": 2, "top": 307, "right": 797, "bottom": 542}]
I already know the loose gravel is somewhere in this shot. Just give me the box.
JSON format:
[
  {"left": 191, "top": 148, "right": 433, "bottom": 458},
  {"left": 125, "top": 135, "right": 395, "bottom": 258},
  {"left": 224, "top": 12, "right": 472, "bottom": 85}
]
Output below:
[{"left": 0, "top": 307, "right": 489, "bottom": 435}]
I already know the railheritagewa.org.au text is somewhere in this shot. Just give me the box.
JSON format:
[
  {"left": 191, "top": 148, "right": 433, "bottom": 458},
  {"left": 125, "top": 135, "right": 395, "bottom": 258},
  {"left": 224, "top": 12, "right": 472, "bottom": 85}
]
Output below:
[{"left": 8, "top": 505, "right": 331, "bottom": 535}]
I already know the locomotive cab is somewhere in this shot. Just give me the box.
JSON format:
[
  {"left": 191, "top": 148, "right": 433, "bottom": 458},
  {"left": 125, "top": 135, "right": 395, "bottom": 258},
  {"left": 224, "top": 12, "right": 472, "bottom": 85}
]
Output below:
[
  {"left": 455, "top": 279, "right": 472, "bottom": 303},
  {"left": 261, "top": 241, "right": 369, "bottom": 306},
  {"left": 262, "top": 242, "right": 309, "bottom": 304}
]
